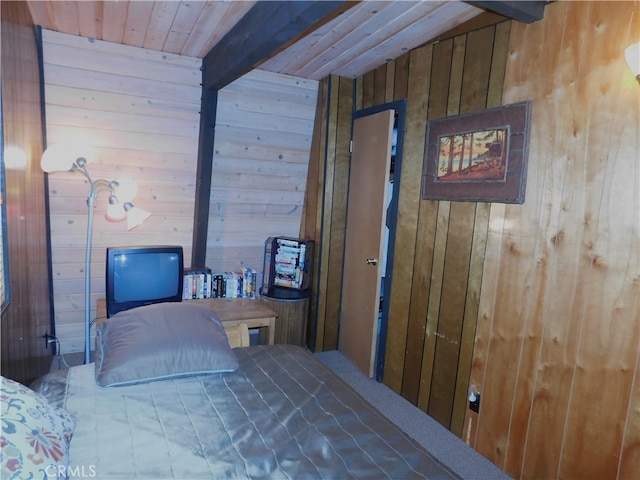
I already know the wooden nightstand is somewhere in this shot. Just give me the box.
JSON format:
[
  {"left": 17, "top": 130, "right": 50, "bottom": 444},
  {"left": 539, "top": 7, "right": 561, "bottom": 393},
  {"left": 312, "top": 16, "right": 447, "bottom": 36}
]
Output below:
[
  {"left": 260, "top": 294, "right": 310, "bottom": 347},
  {"left": 96, "top": 298, "right": 277, "bottom": 345}
]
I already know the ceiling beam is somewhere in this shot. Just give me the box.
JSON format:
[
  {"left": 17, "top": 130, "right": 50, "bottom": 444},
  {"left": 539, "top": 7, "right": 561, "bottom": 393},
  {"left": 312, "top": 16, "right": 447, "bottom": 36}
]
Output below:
[
  {"left": 465, "top": 1, "right": 546, "bottom": 24},
  {"left": 194, "top": 1, "right": 353, "bottom": 264},
  {"left": 202, "top": 0, "right": 351, "bottom": 91}
]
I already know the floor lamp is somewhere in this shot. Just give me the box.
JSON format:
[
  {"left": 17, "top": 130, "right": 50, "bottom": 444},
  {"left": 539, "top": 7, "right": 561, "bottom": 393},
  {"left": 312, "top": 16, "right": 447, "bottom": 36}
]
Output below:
[{"left": 41, "top": 145, "right": 151, "bottom": 364}]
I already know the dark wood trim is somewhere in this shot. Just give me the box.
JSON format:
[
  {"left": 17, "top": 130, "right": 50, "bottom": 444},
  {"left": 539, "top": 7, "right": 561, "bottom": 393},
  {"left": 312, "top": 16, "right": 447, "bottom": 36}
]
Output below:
[
  {"left": 202, "top": 1, "right": 351, "bottom": 90},
  {"left": 191, "top": 87, "right": 218, "bottom": 268},
  {"left": 1, "top": 1, "right": 52, "bottom": 384},
  {"left": 430, "top": 11, "right": 508, "bottom": 44},
  {"left": 465, "top": 1, "right": 545, "bottom": 23},
  {"left": 36, "top": 25, "right": 58, "bottom": 353}
]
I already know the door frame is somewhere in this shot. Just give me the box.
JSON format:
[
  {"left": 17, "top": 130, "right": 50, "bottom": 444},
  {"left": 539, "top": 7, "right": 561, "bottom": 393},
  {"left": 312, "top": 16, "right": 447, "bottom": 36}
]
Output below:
[{"left": 350, "top": 99, "right": 406, "bottom": 381}]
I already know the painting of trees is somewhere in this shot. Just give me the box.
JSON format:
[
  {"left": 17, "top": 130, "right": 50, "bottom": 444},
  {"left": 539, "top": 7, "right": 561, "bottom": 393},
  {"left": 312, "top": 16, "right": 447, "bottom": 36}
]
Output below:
[{"left": 436, "top": 128, "right": 508, "bottom": 182}]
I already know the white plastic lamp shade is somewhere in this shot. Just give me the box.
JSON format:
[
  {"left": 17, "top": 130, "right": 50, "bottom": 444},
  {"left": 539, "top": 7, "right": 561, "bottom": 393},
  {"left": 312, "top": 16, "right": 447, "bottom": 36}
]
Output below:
[
  {"left": 41, "top": 144, "right": 95, "bottom": 173},
  {"left": 115, "top": 178, "right": 138, "bottom": 203},
  {"left": 41, "top": 144, "right": 77, "bottom": 173},
  {"left": 124, "top": 204, "right": 151, "bottom": 230},
  {"left": 105, "top": 203, "right": 127, "bottom": 222},
  {"left": 625, "top": 42, "right": 640, "bottom": 78}
]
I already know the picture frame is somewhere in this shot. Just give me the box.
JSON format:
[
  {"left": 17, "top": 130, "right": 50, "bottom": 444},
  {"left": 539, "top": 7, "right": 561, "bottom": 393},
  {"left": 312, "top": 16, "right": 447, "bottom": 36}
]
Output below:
[{"left": 422, "top": 101, "right": 532, "bottom": 204}]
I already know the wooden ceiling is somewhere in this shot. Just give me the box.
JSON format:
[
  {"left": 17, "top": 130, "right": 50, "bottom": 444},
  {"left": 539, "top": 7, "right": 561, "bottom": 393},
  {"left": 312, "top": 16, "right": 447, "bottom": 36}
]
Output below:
[{"left": 27, "top": 1, "right": 545, "bottom": 83}]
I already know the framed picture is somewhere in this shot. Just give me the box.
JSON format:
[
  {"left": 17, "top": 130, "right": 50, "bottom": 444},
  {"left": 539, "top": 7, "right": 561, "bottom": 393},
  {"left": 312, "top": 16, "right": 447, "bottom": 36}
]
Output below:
[{"left": 422, "top": 101, "right": 532, "bottom": 203}]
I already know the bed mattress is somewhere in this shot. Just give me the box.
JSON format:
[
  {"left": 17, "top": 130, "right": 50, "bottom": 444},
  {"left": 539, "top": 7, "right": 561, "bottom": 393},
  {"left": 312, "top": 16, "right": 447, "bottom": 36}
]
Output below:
[{"left": 35, "top": 345, "right": 460, "bottom": 479}]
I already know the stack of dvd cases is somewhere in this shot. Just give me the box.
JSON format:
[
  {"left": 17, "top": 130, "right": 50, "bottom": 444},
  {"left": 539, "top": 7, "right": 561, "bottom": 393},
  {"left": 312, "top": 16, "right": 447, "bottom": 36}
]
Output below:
[{"left": 261, "top": 237, "right": 314, "bottom": 299}]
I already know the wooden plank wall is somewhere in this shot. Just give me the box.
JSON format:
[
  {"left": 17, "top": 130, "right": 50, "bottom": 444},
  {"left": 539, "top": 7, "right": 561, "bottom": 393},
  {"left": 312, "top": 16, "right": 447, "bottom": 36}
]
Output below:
[
  {"left": 305, "top": 2, "right": 639, "bottom": 479},
  {"left": 298, "top": 76, "right": 330, "bottom": 350},
  {"left": 205, "top": 69, "right": 318, "bottom": 274},
  {"left": 370, "top": 24, "right": 510, "bottom": 435},
  {"left": 40, "top": 31, "right": 318, "bottom": 355},
  {"left": 468, "top": 2, "right": 640, "bottom": 479},
  {"left": 305, "top": 22, "right": 510, "bottom": 434},
  {"left": 0, "top": 1, "right": 52, "bottom": 384},
  {"left": 302, "top": 75, "right": 354, "bottom": 352},
  {"left": 42, "top": 30, "right": 201, "bottom": 354}
]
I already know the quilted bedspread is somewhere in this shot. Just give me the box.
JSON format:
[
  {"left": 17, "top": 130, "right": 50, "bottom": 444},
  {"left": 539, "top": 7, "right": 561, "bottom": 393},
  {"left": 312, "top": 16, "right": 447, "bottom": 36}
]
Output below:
[{"left": 35, "top": 345, "right": 460, "bottom": 479}]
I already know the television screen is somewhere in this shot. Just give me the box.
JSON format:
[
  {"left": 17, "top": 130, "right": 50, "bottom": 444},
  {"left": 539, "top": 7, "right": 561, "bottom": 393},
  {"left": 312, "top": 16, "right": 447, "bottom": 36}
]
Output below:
[{"left": 106, "top": 245, "right": 184, "bottom": 317}]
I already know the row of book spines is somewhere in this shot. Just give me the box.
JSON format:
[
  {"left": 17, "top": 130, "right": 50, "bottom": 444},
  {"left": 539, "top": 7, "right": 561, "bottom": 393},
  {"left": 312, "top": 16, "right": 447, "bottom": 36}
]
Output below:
[{"left": 182, "top": 269, "right": 257, "bottom": 300}]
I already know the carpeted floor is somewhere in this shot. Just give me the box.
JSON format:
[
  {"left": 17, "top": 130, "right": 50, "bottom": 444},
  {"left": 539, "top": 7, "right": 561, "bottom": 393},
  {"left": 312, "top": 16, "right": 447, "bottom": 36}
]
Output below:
[{"left": 314, "top": 350, "right": 512, "bottom": 480}]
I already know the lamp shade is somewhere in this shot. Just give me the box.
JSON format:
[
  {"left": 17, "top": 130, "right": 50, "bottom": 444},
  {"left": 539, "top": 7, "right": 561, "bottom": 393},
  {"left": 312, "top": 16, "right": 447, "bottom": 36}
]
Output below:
[
  {"left": 625, "top": 42, "right": 640, "bottom": 78},
  {"left": 124, "top": 203, "right": 151, "bottom": 230},
  {"left": 115, "top": 178, "right": 138, "bottom": 203},
  {"left": 41, "top": 144, "right": 96, "bottom": 172},
  {"left": 105, "top": 203, "right": 127, "bottom": 222},
  {"left": 41, "top": 144, "right": 77, "bottom": 173}
]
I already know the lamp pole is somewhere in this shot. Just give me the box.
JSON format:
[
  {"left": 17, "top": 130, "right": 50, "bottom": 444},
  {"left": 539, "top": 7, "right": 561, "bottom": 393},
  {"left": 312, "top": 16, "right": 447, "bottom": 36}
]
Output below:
[
  {"left": 84, "top": 191, "right": 95, "bottom": 364},
  {"left": 75, "top": 159, "right": 120, "bottom": 364}
]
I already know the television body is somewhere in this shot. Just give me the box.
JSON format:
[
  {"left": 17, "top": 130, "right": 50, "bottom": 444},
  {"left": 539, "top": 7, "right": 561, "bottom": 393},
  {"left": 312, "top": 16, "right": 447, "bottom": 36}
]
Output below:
[
  {"left": 105, "top": 245, "right": 184, "bottom": 317},
  {"left": 261, "top": 237, "right": 314, "bottom": 299}
]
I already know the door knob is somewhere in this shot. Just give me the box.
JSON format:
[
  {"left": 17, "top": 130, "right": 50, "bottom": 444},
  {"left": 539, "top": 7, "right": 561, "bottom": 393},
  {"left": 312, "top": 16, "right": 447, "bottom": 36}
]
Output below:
[{"left": 366, "top": 258, "right": 378, "bottom": 265}]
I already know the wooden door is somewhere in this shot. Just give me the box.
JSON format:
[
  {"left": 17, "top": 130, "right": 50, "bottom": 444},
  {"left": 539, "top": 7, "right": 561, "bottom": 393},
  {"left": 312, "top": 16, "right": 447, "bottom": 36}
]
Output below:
[{"left": 338, "top": 110, "right": 394, "bottom": 377}]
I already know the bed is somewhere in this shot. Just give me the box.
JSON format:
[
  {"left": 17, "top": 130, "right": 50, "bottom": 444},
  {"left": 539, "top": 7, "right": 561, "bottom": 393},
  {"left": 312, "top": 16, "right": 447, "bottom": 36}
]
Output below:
[{"left": 3, "top": 302, "right": 461, "bottom": 479}]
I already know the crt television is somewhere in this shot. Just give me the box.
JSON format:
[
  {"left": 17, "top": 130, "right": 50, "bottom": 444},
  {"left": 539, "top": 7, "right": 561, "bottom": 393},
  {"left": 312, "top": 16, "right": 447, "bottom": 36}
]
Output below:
[{"left": 105, "top": 245, "right": 184, "bottom": 317}]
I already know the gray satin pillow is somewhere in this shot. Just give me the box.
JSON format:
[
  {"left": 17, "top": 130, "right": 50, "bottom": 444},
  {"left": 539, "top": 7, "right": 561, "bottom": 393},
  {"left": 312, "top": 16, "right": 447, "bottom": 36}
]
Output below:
[{"left": 95, "top": 302, "right": 239, "bottom": 387}]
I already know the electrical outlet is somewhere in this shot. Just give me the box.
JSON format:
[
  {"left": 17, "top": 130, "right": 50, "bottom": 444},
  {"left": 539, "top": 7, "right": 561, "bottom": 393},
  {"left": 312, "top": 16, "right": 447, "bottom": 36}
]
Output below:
[
  {"left": 469, "top": 393, "right": 481, "bottom": 413},
  {"left": 41, "top": 332, "right": 56, "bottom": 349}
]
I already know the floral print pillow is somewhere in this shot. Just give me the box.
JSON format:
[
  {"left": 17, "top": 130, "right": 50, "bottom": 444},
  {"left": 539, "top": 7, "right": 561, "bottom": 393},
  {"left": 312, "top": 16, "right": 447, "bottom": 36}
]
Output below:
[{"left": 1, "top": 376, "right": 76, "bottom": 480}]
